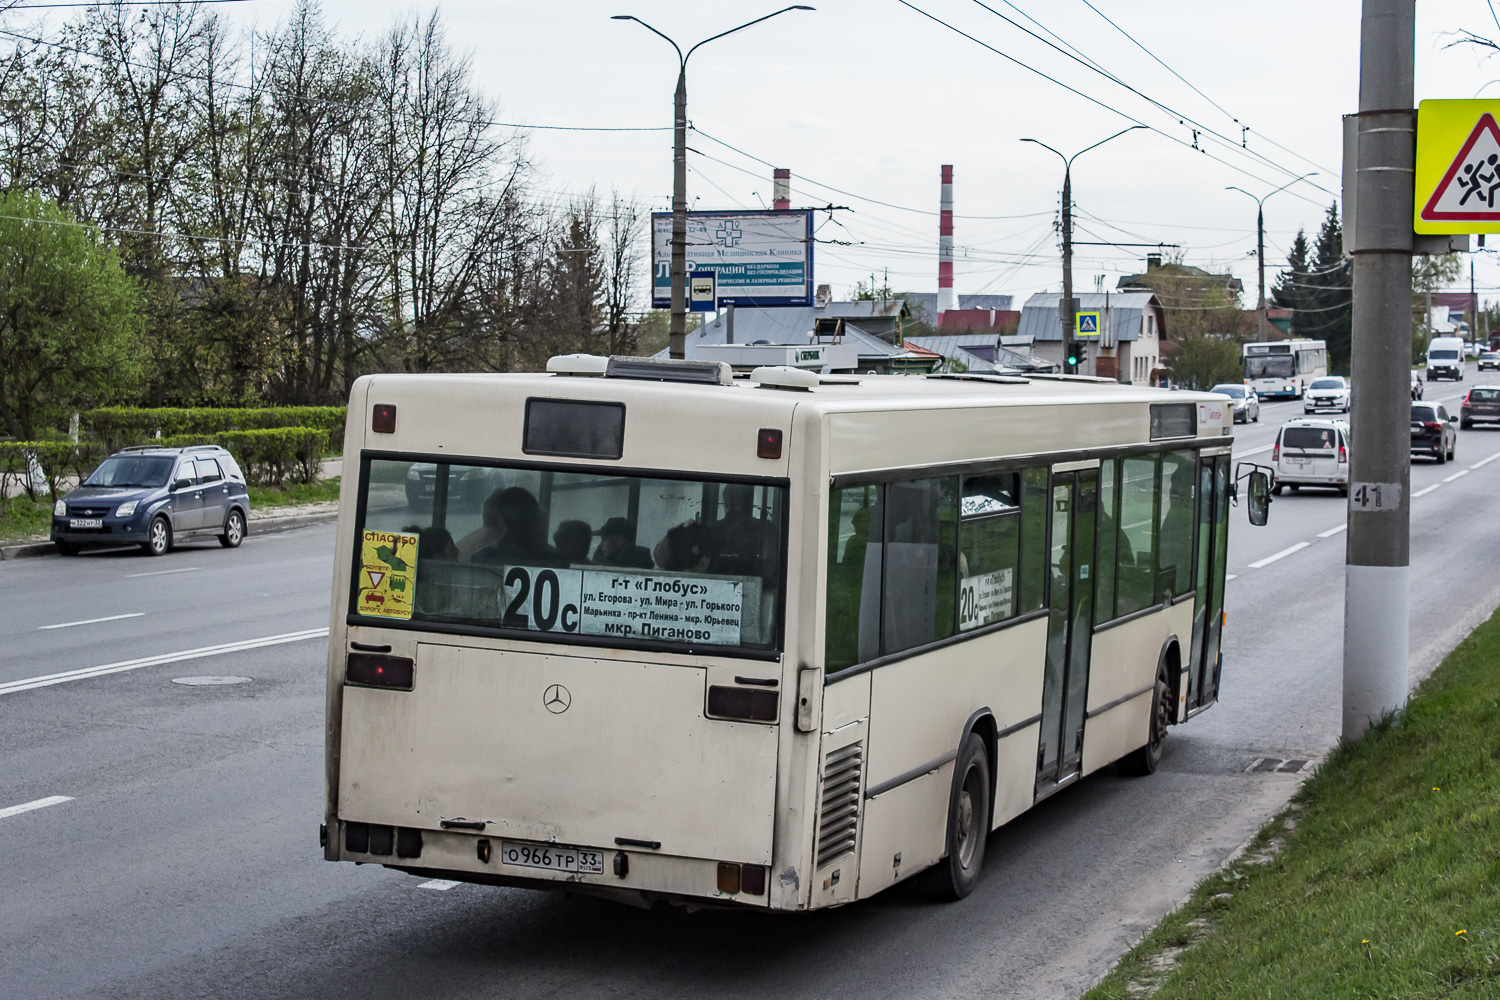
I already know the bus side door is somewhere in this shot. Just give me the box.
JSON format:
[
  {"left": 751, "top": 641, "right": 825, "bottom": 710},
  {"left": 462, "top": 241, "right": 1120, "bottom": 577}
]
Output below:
[{"left": 1187, "top": 456, "right": 1230, "bottom": 711}]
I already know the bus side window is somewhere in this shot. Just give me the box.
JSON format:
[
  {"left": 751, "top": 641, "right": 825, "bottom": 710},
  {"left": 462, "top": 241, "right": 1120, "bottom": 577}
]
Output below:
[
  {"left": 1156, "top": 450, "right": 1196, "bottom": 603},
  {"left": 1115, "top": 454, "right": 1158, "bottom": 617},
  {"left": 826, "top": 485, "right": 882, "bottom": 671},
  {"left": 1094, "top": 458, "right": 1118, "bottom": 623},
  {"left": 881, "top": 477, "right": 958, "bottom": 656},
  {"left": 958, "top": 473, "right": 1021, "bottom": 631},
  {"left": 1018, "top": 466, "right": 1049, "bottom": 613}
]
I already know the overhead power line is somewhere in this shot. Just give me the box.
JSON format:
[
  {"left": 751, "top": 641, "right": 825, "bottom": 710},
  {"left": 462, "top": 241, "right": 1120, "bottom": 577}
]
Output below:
[
  {"left": 966, "top": 0, "right": 1337, "bottom": 197},
  {"left": 897, "top": 0, "right": 1329, "bottom": 210},
  {"left": 1075, "top": 0, "right": 1339, "bottom": 178}
]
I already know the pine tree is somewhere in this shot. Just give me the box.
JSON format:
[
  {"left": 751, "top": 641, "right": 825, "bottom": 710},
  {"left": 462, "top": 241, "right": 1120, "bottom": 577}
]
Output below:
[
  {"left": 1271, "top": 228, "right": 1310, "bottom": 315},
  {"left": 1299, "top": 205, "right": 1353, "bottom": 372}
]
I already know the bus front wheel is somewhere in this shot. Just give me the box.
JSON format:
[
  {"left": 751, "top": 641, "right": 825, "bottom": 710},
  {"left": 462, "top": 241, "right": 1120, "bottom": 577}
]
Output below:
[
  {"left": 1119, "top": 666, "right": 1170, "bottom": 777},
  {"left": 929, "top": 732, "right": 991, "bottom": 900}
]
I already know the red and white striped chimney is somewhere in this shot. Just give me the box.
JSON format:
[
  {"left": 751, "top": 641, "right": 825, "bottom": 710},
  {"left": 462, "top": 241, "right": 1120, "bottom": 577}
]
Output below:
[
  {"left": 773, "top": 168, "right": 790, "bottom": 210},
  {"left": 937, "top": 164, "right": 956, "bottom": 316}
]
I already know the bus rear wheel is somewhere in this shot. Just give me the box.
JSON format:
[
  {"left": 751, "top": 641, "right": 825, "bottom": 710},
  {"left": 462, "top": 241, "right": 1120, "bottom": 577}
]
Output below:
[{"left": 929, "top": 732, "right": 991, "bottom": 900}]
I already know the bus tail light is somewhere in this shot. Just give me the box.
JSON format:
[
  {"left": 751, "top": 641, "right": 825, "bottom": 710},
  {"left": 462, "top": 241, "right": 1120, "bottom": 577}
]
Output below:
[
  {"left": 757, "top": 427, "right": 783, "bottom": 459},
  {"left": 372, "top": 403, "right": 396, "bottom": 433},
  {"left": 347, "top": 652, "right": 413, "bottom": 690},
  {"left": 740, "top": 864, "right": 766, "bottom": 895},
  {"left": 707, "top": 685, "right": 778, "bottom": 722},
  {"left": 717, "top": 863, "right": 741, "bottom": 894}
]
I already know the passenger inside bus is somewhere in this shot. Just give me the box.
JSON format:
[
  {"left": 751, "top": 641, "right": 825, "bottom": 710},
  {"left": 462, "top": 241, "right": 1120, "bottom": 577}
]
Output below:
[
  {"left": 552, "top": 519, "right": 593, "bottom": 564},
  {"left": 456, "top": 488, "right": 506, "bottom": 561},
  {"left": 706, "top": 484, "right": 774, "bottom": 577},
  {"left": 472, "top": 487, "right": 567, "bottom": 568},
  {"left": 406, "top": 524, "right": 458, "bottom": 564},
  {"left": 654, "top": 520, "right": 711, "bottom": 572},
  {"left": 592, "top": 517, "right": 653, "bottom": 569}
]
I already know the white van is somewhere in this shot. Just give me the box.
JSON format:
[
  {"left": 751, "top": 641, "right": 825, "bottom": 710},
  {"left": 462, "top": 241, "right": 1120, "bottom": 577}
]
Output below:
[
  {"left": 1272, "top": 418, "right": 1349, "bottom": 495},
  {"left": 1427, "top": 336, "right": 1466, "bottom": 382}
]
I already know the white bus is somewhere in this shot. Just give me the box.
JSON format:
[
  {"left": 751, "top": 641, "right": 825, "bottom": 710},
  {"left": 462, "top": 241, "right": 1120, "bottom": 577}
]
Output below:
[
  {"left": 1243, "top": 339, "right": 1328, "bottom": 398},
  {"left": 322, "top": 357, "right": 1258, "bottom": 909}
]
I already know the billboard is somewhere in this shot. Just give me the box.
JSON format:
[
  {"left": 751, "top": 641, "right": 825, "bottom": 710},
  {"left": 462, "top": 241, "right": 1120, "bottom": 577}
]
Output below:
[{"left": 651, "top": 209, "right": 813, "bottom": 308}]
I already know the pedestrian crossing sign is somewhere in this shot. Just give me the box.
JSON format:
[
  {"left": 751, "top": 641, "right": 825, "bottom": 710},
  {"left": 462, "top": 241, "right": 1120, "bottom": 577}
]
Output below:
[
  {"left": 1075, "top": 311, "right": 1101, "bottom": 337},
  {"left": 1415, "top": 100, "right": 1500, "bottom": 233}
]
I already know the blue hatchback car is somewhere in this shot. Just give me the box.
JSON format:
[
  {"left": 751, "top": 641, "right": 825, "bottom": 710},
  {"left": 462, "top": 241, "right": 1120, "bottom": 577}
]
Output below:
[{"left": 51, "top": 445, "right": 251, "bottom": 556}]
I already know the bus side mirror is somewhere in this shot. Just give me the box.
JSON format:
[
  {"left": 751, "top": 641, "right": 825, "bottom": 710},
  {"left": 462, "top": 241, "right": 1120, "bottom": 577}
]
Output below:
[{"left": 1246, "top": 471, "right": 1271, "bottom": 527}]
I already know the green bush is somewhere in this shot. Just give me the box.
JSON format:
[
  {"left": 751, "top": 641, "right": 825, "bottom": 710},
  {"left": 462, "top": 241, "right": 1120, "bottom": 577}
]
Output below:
[
  {"left": 156, "top": 426, "right": 329, "bottom": 486},
  {"left": 0, "top": 440, "right": 102, "bottom": 500},
  {"left": 84, "top": 406, "right": 345, "bottom": 454}
]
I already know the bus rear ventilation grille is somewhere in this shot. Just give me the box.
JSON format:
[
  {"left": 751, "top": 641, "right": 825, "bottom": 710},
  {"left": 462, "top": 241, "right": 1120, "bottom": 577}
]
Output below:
[{"left": 816, "top": 742, "right": 864, "bottom": 869}]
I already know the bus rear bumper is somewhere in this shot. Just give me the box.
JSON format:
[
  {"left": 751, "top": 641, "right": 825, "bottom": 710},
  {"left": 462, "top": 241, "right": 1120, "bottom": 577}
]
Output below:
[{"left": 330, "top": 821, "right": 782, "bottom": 910}]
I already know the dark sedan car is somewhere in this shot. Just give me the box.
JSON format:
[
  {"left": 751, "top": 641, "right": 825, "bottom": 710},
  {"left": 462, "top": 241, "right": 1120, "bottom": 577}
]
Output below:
[
  {"left": 1461, "top": 386, "right": 1500, "bottom": 428},
  {"left": 1410, "top": 402, "right": 1458, "bottom": 464},
  {"left": 51, "top": 445, "right": 250, "bottom": 555}
]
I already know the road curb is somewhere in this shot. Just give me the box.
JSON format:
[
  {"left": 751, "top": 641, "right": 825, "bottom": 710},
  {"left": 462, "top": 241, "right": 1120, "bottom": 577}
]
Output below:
[{"left": 0, "top": 509, "right": 339, "bottom": 562}]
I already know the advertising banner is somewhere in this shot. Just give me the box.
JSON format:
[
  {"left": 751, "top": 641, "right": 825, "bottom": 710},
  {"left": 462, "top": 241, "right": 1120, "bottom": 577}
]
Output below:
[{"left": 651, "top": 210, "right": 813, "bottom": 308}]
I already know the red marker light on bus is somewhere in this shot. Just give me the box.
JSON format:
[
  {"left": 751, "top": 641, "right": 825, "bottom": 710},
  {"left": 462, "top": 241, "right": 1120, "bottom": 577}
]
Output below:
[
  {"left": 757, "top": 428, "right": 783, "bottom": 459},
  {"left": 372, "top": 404, "right": 396, "bottom": 433}
]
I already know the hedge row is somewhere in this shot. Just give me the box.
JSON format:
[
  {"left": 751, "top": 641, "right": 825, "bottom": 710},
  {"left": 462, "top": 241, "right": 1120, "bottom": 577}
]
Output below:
[
  {"left": 0, "top": 441, "right": 102, "bottom": 501},
  {"left": 156, "top": 427, "right": 330, "bottom": 486},
  {"left": 85, "top": 406, "right": 345, "bottom": 454}
]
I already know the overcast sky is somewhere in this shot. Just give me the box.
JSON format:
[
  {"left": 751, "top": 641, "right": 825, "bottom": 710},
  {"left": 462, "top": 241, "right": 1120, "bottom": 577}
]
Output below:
[{"left": 215, "top": 0, "right": 1500, "bottom": 309}]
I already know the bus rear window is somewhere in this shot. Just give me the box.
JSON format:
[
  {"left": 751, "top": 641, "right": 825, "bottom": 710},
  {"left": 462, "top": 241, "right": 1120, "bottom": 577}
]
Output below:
[
  {"left": 351, "top": 458, "right": 785, "bottom": 653},
  {"left": 523, "top": 398, "right": 625, "bottom": 459},
  {"left": 1282, "top": 427, "right": 1339, "bottom": 450}
]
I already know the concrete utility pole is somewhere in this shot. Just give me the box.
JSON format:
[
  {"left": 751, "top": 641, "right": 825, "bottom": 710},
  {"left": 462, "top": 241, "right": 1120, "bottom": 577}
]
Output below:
[
  {"left": 1227, "top": 173, "right": 1317, "bottom": 342},
  {"left": 613, "top": 7, "right": 813, "bottom": 360},
  {"left": 1022, "top": 127, "right": 1144, "bottom": 373},
  {"left": 1344, "top": 0, "right": 1415, "bottom": 740}
]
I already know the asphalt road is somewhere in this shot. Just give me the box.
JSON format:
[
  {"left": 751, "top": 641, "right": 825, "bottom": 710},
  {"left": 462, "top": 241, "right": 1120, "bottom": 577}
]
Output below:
[{"left": 4, "top": 368, "right": 1499, "bottom": 1000}]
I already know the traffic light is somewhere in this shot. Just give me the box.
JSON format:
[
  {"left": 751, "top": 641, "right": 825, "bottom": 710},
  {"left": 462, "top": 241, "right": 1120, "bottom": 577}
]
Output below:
[{"left": 1067, "top": 345, "right": 1087, "bottom": 370}]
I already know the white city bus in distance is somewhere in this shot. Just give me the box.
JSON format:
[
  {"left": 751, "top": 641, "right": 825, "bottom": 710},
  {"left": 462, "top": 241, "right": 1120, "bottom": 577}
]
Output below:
[
  {"left": 323, "top": 357, "right": 1246, "bottom": 910},
  {"left": 1243, "top": 339, "right": 1328, "bottom": 398}
]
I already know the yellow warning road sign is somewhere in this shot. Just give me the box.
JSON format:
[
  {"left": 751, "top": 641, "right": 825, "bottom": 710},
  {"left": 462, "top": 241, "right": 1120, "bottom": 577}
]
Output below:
[
  {"left": 1415, "top": 99, "right": 1500, "bottom": 234},
  {"left": 358, "top": 529, "right": 419, "bottom": 619}
]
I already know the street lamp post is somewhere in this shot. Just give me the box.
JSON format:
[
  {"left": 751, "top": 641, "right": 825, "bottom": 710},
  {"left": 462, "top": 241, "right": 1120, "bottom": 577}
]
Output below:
[
  {"left": 613, "top": 7, "right": 814, "bottom": 360},
  {"left": 1022, "top": 127, "right": 1145, "bottom": 375},
  {"left": 1227, "top": 173, "right": 1318, "bottom": 342}
]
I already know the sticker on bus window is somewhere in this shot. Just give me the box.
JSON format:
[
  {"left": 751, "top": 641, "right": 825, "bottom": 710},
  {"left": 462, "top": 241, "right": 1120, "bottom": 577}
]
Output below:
[
  {"left": 359, "top": 530, "right": 419, "bottom": 620},
  {"left": 497, "top": 564, "right": 758, "bottom": 646},
  {"left": 958, "top": 568, "right": 1014, "bottom": 631}
]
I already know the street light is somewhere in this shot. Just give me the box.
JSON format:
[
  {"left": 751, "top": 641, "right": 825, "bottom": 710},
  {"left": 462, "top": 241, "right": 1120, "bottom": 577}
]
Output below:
[
  {"left": 1022, "top": 127, "right": 1146, "bottom": 375},
  {"left": 1226, "top": 173, "right": 1317, "bottom": 342},
  {"left": 613, "top": 6, "right": 815, "bottom": 360}
]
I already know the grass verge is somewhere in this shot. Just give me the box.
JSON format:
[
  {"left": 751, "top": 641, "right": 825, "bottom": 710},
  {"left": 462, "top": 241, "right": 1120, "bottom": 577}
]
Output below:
[
  {"left": 247, "top": 476, "right": 340, "bottom": 509},
  {"left": 1085, "top": 606, "right": 1500, "bottom": 999},
  {"left": 0, "top": 497, "right": 53, "bottom": 544}
]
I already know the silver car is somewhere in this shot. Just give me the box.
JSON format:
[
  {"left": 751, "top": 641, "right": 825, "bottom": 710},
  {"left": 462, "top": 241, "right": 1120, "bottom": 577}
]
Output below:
[{"left": 1209, "top": 383, "right": 1260, "bottom": 424}]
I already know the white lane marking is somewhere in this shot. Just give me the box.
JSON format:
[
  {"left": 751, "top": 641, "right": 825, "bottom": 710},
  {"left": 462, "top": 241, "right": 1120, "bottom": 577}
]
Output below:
[
  {"left": 1443, "top": 469, "right": 1470, "bottom": 483},
  {"left": 1248, "top": 542, "right": 1311, "bottom": 569},
  {"left": 37, "top": 612, "right": 145, "bottom": 631},
  {"left": 418, "top": 879, "right": 461, "bottom": 891},
  {"left": 1237, "top": 444, "right": 1273, "bottom": 457},
  {"left": 1317, "top": 523, "right": 1348, "bottom": 538},
  {"left": 1412, "top": 483, "right": 1443, "bottom": 498},
  {"left": 1225, "top": 574, "right": 1238, "bottom": 581},
  {"left": 0, "top": 628, "right": 328, "bottom": 697},
  {"left": 0, "top": 795, "right": 73, "bottom": 820},
  {"left": 1471, "top": 451, "right": 1500, "bottom": 470},
  {"left": 124, "top": 567, "right": 200, "bottom": 579}
]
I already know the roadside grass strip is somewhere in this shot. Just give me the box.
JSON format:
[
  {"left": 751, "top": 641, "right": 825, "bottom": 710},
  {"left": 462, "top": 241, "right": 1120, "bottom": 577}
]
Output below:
[{"left": 1084, "top": 607, "right": 1500, "bottom": 999}]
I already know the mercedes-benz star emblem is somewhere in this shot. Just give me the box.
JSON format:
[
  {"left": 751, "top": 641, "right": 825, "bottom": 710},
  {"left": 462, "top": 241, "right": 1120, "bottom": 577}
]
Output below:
[{"left": 543, "top": 684, "right": 572, "bottom": 714}]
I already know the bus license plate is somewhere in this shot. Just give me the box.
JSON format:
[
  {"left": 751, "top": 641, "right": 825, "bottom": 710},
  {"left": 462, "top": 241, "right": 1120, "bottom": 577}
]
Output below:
[
  {"left": 69, "top": 518, "right": 103, "bottom": 529},
  {"left": 499, "top": 840, "right": 604, "bottom": 874}
]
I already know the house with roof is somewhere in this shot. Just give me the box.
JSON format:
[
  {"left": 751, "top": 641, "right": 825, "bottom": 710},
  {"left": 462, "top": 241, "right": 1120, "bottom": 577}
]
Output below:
[
  {"left": 902, "top": 333, "right": 1057, "bottom": 375},
  {"left": 901, "top": 292, "right": 1015, "bottom": 328},
  {"left": 655, "top": 297, "right": 942, "bottom": 374},
  {"left": 1017, "top": 290, "right": 1167, "bottom": 384}
]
